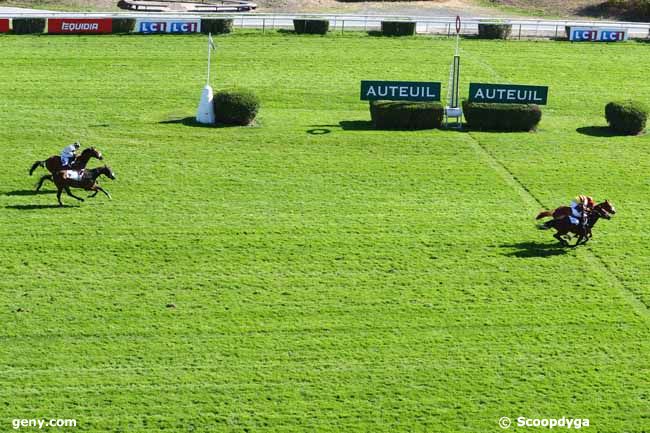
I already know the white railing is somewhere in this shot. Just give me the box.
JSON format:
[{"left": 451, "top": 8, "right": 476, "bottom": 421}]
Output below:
[{"left": 1, "top": 11, "right": 649, "bottom": 38}]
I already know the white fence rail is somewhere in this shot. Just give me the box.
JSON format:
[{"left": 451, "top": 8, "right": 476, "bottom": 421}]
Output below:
[{"left": 2, "top": 11, "right": 650, "bottom": 38}]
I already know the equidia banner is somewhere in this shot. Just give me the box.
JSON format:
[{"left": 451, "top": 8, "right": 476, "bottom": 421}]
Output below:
[
  {"left": 135, "top": 19, "right": 201, "bottom": 34},
  {"left": 48, "top": 18, "right": 112, "bottom": 34}
]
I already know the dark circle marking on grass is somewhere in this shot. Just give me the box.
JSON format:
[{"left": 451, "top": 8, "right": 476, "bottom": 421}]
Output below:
[{"left": 307, "top": 128, "right": 331, "bottom": 135}]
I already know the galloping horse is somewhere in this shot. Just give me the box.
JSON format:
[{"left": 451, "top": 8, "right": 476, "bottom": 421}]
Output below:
[
  {"left": 53, "top": 165, "right": 115, "bottom": 206},
  {"left": 538, "top": 200, "right": 616, "bottom": 246},
  {"left": 29, "top": 147, "right": 103, "bottom": 191}
]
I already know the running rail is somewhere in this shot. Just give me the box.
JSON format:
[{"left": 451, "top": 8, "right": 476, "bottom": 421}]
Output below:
[{"left": 1, "top": 11, "right": 649, "bottom": 38}]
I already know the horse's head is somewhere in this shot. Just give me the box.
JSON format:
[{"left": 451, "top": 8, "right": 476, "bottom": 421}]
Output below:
[
  {"left": 593, "top": 201, "right": 614, "bottom": 220},
  {"left": 82, "top": 147, "right": 103, "bottom": 160},
  {"left": 600, "top": 200, "right": 616, "bottom": 215},
  {"left": 101, "top": 165, "right": 116, "bottom": 180}
]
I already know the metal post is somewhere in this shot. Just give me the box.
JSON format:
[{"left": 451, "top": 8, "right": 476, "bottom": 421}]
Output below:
[
  {"left": 554, "top": 25, "right": 558, "bottom": 39},
  {"left": 519, "top": 24, "right": 522, "bottom": 40},
  {"left": 262, "top": 18, "right": 265, "bottom": 34},
  {"left": 341, "top": 19, "right": 344, "bottom": 34}
]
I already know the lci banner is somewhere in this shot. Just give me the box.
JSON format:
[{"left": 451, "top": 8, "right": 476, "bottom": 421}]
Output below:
[
  {"left": 0, "top": 19, "right": 9, "bottom": 33},
  {"left": 360, "top": 81, "right": 441, "bottom": 102},
  {"left": 48, "top": 18, "right": 112, "bottom": 34},
  {"left": 569, "top": 27, "right": 628, "bottom": 42},
  {"left": 136, "top": 19, "right": 201, "bottom": 34},
  {"left": 469, "top": 83, "right": 548, "bottom": 105}
]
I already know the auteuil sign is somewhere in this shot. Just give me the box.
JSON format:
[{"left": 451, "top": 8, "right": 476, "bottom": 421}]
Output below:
[
  {"left": 469, "top": 83, "right": 548, "bottom": 105},
  {"left": 361, "top": 81, "right": 441, "bottom": 102}
]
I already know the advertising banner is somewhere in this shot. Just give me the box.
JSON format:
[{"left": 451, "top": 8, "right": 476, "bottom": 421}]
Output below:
[
  {"left": 48, "top": 18, "right": 112, "bottom": 34},
  {"left": 569, "top": 27, "right": 628, "bottom": 42},
  {"left": 0, "top": 19, "right": 9, "bottom": 33},
  {"left": 360, "top": 80, "right": 441, "bottom": 102},
  {"left": 135, "top": 19, "right": 201, "bottom": 34}
]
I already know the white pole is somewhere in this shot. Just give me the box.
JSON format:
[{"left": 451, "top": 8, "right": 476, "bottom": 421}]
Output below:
[{"left": 206, "top": 32, "right": 212, "bottom": 86}]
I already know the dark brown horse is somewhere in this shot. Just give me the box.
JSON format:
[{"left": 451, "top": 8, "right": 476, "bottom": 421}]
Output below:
[
  {"left": 538, "top": 200, "right": 616, "bottom": 246},
  {"left": 29, "top": 147, "right": 103, "bottom": 191},
  {"left": 53, "top": 165, "right": 115, "bottom": 206}
]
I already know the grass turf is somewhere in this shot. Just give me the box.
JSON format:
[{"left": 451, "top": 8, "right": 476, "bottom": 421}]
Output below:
[{"left": 0, "top": 32, "right": 649, "bottom": 432}]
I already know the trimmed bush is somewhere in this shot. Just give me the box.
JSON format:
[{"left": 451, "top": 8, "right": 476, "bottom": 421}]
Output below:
[
  {"left": 462, "top": 101, "right": 542, "bottom": 131},
  {"left": 369, "top": 101, "right": 444, "bottom": 130},
  {"left": 605, "top": 100, "right": 648, "bottom": 135},
  {"left": 293, "top": 19, "right": 329, "bottom": 35},
  {"left": 478, "top": 23, "right": 512, "bottom": 39},
  {"left": 12, "top": 18, "right": 45, "bottom": 34},
  {"left": 380, "top": 21, "right": 416, "bottom": 36},
  {"left": 112, "top": 18, "right": 135, "bottom": 34},
  {"left": 201, "top": 18, "right": 233, "bottom": 35},
  {"left": 213, "top": 90, "right": 260, "bottom": 126}
]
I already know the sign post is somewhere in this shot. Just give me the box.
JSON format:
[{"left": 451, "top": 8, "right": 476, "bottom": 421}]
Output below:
[
  {"left": 196, "top": 33, "right": 217, "bottom": 124},
  {"left": 445, "top": 16, "right": 463, "bottom": 129}
]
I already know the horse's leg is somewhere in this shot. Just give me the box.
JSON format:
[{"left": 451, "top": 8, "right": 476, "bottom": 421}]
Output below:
[
  {"left": 35, "top": 174, "right": 53, "bottom": 191},
  {"left": 64, "top": 186, "right": 84, "bottom": 202},
  {"left": 96, "top": 186, "right": 111, "bottom": 200},
  {"left": 554, "top": 231, "right": 568, "bottom": 246},
  {"left": 57, "top": 187, "right": 64, "bottom": 207}
]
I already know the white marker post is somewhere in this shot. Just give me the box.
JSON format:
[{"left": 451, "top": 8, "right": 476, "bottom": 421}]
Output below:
[
  {"left": 196, "top": 33, "right": 216, "bottom": 124},
  {"left": 445, "top": 16, "right": 463, "bottom": 129}
]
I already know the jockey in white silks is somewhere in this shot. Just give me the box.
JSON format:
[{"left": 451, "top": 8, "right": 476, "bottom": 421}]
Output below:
[
  {"left": 60, "top": 142, "right": 80, "bottom": 168},
  {"left": 569, "top": 195, "right": 595, "bottom": 226}
]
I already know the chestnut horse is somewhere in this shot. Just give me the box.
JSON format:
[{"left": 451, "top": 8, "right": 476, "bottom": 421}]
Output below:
[
  {"left": 29, "top": 147, "right": 103, "bottom": 191},
  {"left": 538, "top": 200, "right": 616, "bottom": 246},
  {"left": 53, "top": 165, "right": 115, "bottom": 206}
]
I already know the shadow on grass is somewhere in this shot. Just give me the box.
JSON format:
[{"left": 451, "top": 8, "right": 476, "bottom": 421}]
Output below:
[
  {"left": 4, "top": 190, "right": 56, "bottom": 196},
  {"left": 5, "top": 204, "right": 74, "bottom": 210},
  {"left": 306, "top": 121, "right": 375, "bottom": 134},
  {"left": 576, "top": 126, "right": 618, "bottom": 137},
  {"left": 501, "top": 241, "right": 569, "bottom": 258},
  {"left": 340, "top": 120, "right": 374, "bottom": 131},
  {"left": 159, "top": 117, "right": 216, "bottom": 128}
]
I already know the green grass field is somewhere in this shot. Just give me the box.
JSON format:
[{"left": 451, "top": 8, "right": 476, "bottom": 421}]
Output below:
[{"left": 1, "top": 32, "right": 649, "bottom": 432}]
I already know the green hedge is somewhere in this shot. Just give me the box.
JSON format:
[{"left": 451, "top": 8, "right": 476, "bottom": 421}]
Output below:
[
  {"left": 369, "top": 101, "right": 444, "bottom": 130},
  {"left": 380, "top": 21, "right": 416, "bottom": 36},
  {"left": 462, "top": 101, "right": 542, "bottom": 131},
  {"left": 213, "top": 89, "right": 260, "bottom": 126},
  {"left": 605, "top": 100, "right": 648, "bottom": 134},
  {"left": 112, "top": 18, "right": 135, "bottom": 34},
  {"left": 293, "top": 19, "right": 329, "bottom": 35},
  {"left": 12, "top": 18, "right": 46, "bottom": 34},
  {"left": 478, "top": 23, "right": 512, "bottom": 39},
  {"left": 201, "top": 18, "right": 233, "bottom": 35}
]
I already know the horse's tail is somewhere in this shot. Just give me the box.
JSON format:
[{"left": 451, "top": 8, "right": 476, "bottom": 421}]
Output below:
[
  {"left": 29, "top": 160, "right": 44, "bottom": 176},
  {"left": 536, "top": 210, "right": 553, "bottom": 220}
]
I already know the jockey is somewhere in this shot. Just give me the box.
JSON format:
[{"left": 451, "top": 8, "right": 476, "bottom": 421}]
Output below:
[
  {"left": 60, "top": 141, "right": 80, "bottom": 168},
  {"left": 569, "top": 195, "right": 595, "bottom": 227}
]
